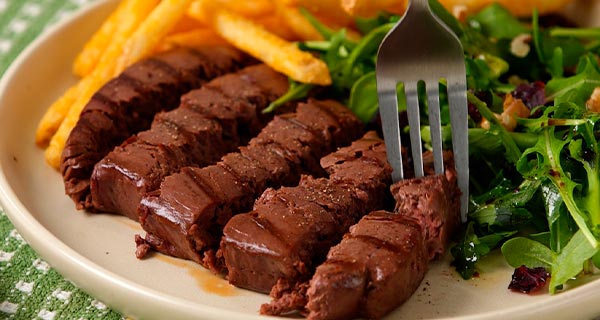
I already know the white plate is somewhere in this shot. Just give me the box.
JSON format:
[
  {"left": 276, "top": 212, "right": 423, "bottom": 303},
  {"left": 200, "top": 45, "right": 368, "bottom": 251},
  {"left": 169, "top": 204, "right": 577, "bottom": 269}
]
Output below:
[{"left": 1, "top": 1, "right": 600, "bottom": 319}]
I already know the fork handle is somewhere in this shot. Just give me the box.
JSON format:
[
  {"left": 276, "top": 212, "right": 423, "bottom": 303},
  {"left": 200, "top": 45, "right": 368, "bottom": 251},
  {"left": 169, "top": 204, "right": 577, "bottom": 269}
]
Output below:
[{"left": 409, "top": 0, "right": 430, "bottom": 11}]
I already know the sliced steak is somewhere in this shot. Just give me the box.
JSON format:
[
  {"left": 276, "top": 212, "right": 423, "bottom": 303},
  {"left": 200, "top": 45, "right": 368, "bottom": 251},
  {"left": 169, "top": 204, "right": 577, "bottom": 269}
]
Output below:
[
  {"left": 263, "top": 160, "right": 462, "bottom": 319},
  {"left": 301, "top": 212, "right": 428, "bottom": 320},
  {"left": 221, "top": 131, "right": 391, "bottom": 293},
  {"left": 391, "top": 167, "right": 461, "bottom": 260},
  {"left": 61, "top": 46, "right": 250, "bottom": 210},
  {"left": 90, "top": 65, "right": 288, "bottom": 220},
  {"left": 137, "top": 99, "right": 363, "bottom": 269}
]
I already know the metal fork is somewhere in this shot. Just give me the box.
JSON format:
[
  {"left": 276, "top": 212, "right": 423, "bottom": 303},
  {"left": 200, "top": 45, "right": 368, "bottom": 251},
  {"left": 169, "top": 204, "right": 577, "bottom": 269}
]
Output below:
[{"left": 375, "top": 0, "right": 469, "bottom": 221}]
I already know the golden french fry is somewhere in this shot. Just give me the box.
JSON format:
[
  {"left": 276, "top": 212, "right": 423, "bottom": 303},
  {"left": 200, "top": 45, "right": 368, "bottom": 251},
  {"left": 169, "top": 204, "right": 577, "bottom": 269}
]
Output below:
[
  {"left": 168, "top": 14, "right": 210, "bottom": 34},
  {"left": 276, "top": 3, "right": 324, "bottom": 41},
  {"left": 36, "top": 0, "right": 157, "bottom": 149},
  {"left": 279, "top": 0, "right": 298, "bottom": 5},
  {"left": 44, "top": 0, "right": 159, "bottom": 169},
  {"left": 187, "top": 1, "right": 210, "bottom": 25},
  {"left": 191, "top": 2, "right": 331, "bottom": 85},
  {"left": 157, "top": 28, "right": 228, "bottom": 52},
  {"left": 115, "top": 0, "right": 193, "bottom": 72},
  {"left": 291, "top": 0, "right": 354, "bottom": 27},
  {"left": 72, "top": 0, "right": 129, "bottom": 77},
  {"left": 341, "top": 0, "right": 407, "bottom": 17},
  {"left": 216, "top": 0, "right": 275, "bottom": 17},
  {"left": 255, "top": 14, "right": 299, "bottom": 40},
  {"left": 35, "top": 83, "right": 82, "bottom": 147}
]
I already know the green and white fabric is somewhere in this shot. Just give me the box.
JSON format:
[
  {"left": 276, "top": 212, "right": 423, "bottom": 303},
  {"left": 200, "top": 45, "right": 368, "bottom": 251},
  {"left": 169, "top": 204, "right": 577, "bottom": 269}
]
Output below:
[{"left": 0, "top": 0, "right": 123, "bottom": 318}]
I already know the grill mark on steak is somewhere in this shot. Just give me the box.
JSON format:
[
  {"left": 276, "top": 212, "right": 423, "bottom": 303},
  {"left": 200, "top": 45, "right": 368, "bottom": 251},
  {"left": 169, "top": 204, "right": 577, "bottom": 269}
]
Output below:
[
  {"left": 90, "top": 65, "right": 288, "bottom": 220},
  {"left": 136, "top": 99, "right": 363, "bottom": 270},
  {"left": 220, "top": 131, "right": 391, "bottom": 294},
  {"left": 61, "top": 46, "right": 250, "bottom": 210},
  {"left": 337, "top": 233, "right": 407, "bottom": 254}
]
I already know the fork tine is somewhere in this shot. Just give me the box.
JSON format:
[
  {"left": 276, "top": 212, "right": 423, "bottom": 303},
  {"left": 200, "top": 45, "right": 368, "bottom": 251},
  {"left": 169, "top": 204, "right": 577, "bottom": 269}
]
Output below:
[
  {"left": 426, "top": 80, "right": 444, "bottom": 176},
  {"left": 447, "top": 76, "right": 469, "bottom": 221},
  {"left": 377, "top": 81, "right": 404, "bottom": 182},
  {"left": 405, "top": 81, "right": 424, "bottom": 178}
]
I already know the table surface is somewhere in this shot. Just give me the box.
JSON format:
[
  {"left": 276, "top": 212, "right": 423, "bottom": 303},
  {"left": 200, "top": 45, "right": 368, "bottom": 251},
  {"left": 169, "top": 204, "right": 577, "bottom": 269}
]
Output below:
[{"left": 0, "top": 0, "right": 123, "bottom": 319}]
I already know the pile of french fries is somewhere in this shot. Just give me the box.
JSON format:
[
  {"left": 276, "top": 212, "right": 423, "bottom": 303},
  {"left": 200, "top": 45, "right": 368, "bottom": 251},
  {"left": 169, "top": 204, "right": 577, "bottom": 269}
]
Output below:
[{"left": 35, "top": 0, "right": 575, "bottom": 169}]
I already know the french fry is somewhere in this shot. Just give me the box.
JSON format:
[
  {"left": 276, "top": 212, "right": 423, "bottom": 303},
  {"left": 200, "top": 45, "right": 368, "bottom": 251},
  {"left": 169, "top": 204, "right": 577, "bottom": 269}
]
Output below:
[
  {"left": 168, "top": 14, "right": 210, "bottom": 34},
  {"left": 289, "top": 0, "right": 354, "bottom": 28},
  {"left": 191, "top": 1, "right": 331, "bottom": 85},
  {"left": 276, "top": 3, "right": 324, "bottom": 41},
  {"left": 72, "top": 0, "right": 129, "bottom": 77},
  {"left": 35, "top": 0, "right": 157, "bottom": 148},
  {"left": 156, "top": 28, "right": 228, "bottom": 52},
  {"left": 44, "top": 0, "right": 159, "bottom": 169},
  {"left": 215, "top": 0, "right": 275, "bottom": 18},
  {"left": 255, "top": 14, "right": 299, "bottom": 40},
  {"left": 341, "top": 0, "right": 407, "bottom": 17},
  {"left": 35, "top": 83, "right": 82, "bottom": 147},
  {"left": 187, "top": 1, "right": 211, "bottom": 25},
  {"left": 115, "top": 0, "right": 193, "bottom": 72}
]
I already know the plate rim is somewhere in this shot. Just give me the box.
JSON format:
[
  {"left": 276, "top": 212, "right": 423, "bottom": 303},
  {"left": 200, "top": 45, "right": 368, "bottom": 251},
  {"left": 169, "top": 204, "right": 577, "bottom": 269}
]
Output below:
[{"left": 0, "top": 1, "right": 599, "bottom": 319}]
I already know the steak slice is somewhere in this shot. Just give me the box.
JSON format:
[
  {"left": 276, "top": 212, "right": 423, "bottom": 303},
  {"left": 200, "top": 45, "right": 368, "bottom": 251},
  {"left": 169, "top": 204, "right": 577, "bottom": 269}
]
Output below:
[
  {"left": 301, "top": 212, "right": 428, "bottom": 320},
  {"left": 391, "top": 166, "right": 462, "bottom": 260},
  {"left": 137, "top": 99, "right": 363, "bottom": 269},
  {"left": 263, "top": 160, "right": 462, "bottom": 320},
  {"left": 90, "top": 65, "right": 288, "bottom": 220},
  {"left": 221, "top": 131, "right": 391, "bottom": 293},
  {"left": 61, "top": 46, "right": 250, "bottom": 210}
]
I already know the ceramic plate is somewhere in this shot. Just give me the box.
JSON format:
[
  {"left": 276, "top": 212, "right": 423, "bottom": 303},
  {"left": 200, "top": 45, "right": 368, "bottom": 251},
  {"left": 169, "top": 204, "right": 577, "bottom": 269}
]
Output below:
[{"left": 1, "top": 0, "right": 600, "bottom": 319}]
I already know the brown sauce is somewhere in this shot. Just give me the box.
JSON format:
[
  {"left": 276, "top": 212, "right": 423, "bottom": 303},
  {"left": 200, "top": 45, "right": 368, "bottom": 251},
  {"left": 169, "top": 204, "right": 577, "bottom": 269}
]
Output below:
[{"left": 155, "top": 254, "right": 238, "bottom": 296}]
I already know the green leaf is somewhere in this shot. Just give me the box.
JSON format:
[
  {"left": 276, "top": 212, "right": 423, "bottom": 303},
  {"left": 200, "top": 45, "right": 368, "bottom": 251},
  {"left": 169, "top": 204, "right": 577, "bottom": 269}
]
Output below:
[
  {"left": 468, "top": 92, "right": 522, "bottom": 163},
  {"left": 451, "top": 222, "right": 516, "bottom": 279},
  {"left": 451, "top": 222, "right": 491, "bottom": 279},
  {"left": 354, "top": 13, "right": 399, "bottom": 37},
  {"left": 468, "top": 3, "right": 528, "bottom": 39},
  {"left": 593, "top": 250, "right": 600, "bottom": 269},
  {"left": 429, "top": 0, "right": 463, "bottom": 37},
  {"left": 546, "top": 54, "right": 600, "bottom": 105},
  {"left": 341, "top": 23, "right": 394, "bottom": 85},
  {"left": 541, "top": 179, "right": 575, "bottom": 252},
  {"left": 501, "top": 237, "right": 555, "bottom": 270},
  {"left": 548, "top": 46, "right": 564, "bottom": 78},
  {"left": 549, "top": 229, "right": 600, "bottom": 293},
  {"left": 263, "top": 82, "right": 313, "bottom": 114},
  {"left": 348, "top": 72, "right": 378, "bottom": 123},
  {"left": 518, "top": 126, "right": 599, "bottom": 248}
]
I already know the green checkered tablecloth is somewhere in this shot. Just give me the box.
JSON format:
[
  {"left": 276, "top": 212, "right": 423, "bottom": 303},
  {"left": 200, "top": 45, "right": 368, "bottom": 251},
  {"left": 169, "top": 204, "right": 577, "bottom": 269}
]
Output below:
[{"left": 0, "top": 1, "right": 123, "bottom": 319}]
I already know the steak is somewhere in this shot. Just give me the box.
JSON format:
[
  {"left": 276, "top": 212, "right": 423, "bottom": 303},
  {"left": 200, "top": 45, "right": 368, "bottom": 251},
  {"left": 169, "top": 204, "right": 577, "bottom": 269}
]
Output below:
[
  {"left": 302, "top": 212, "right": 428, "bottom": 320},
  {"left": 60, "top": 46, "right": 250, "bottom": 210},
  {"left": 89, "top": 65, "right": 289, "bottom": 220},
  {"left": 221, "top": 131, "right": 391, "bottom": 293},
  {"left": 136, "top": 99, "right": 363, "bottom": 269},
  {"left": 262, "top": 160, "right": 461, "bottom": 319},
  {"left": 395, "top": 151, "right": 461, "bottom": 259}
]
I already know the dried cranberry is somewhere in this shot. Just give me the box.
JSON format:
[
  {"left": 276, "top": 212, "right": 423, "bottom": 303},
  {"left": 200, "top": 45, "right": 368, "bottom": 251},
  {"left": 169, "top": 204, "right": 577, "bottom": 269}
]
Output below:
[
  {"left": 512, "top": 81, "right": 546, "bottom": 110},
  {"left": 508, "top": 265, "right": 550, "bottom": 294},
  {"left": 468, "top": 102, "right": 482, "bottom": 123}
]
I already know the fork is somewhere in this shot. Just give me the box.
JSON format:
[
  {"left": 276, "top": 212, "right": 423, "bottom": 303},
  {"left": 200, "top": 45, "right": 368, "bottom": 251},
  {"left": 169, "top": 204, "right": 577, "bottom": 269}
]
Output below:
[{"left": 375, "top": 0, "right": 469, "bottom": 221}]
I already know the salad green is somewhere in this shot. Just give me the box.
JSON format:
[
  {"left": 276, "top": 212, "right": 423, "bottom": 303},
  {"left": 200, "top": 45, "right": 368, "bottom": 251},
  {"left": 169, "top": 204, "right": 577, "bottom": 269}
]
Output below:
[{"left": 269, "top": 0, "right": 600, "bottom": 294}]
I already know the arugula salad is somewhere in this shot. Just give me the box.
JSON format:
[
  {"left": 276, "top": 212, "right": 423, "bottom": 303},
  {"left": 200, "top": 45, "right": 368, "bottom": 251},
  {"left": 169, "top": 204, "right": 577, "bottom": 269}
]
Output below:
[{"left": 270, "top": 0, "right": 600, "bottom": 294}]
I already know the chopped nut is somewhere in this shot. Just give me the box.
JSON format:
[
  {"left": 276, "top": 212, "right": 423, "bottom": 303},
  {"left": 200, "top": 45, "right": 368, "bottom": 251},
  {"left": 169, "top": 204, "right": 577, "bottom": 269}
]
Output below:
[
  {"left": 480, "top": 94, "right": 530, "bottom": 131},
  {"left": 451, "top": 5, "right": 468, "bottom": 22},
  {"left": 510, "top": 34, "right": 532, "bottom": 58},
  {"left": 586, "top": 87, "right": 600, "bottom": 113}
]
